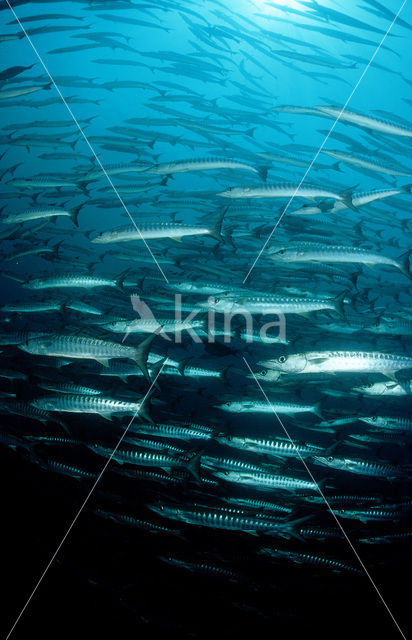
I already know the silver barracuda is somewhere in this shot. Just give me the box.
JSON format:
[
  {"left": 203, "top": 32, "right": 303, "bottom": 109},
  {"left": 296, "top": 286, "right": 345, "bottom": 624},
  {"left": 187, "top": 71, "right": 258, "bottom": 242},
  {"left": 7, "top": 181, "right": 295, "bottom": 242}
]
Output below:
[
  {"left": 259, "top": 351, "right": 412, "bottom": 375},
  {"left": 269, "top": 244, "right": 412, "bottom": 279},
  {"left": 143, "top": 156, "right": 268, "bottom": 180},
  {"left": 19, "top": 333, "right": 156, "bottom": 382},
  {"left": 217, "top": 181, "right": 355, "bottom": 209},
  {"left": 215, "top": 398, "right": 322, "bottom": 417},
  {"left": 91, "top": 215, "right": 225, "bottom": 244},
  {"left": 316, "top": 105, "right": 412, "bottom": 138},
  {"left": 1, "top": 204, "right": 83, "bottom": 227}
]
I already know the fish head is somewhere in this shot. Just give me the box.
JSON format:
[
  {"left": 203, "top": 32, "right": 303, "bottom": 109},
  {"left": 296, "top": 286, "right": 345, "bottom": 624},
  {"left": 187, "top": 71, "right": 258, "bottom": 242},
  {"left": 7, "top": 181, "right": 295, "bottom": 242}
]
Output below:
[
  {"left": 217, "top": 187, "right": 244, "bottom": 198},
  {"left": 260, "top": 353, "right": 308, "bottom": 373},
  {"left": 267, "top": 246, "right": 299, "bottom": 262},
  {"left": 90, "top": 232, "right": 105, "bottom": 243},
  {"left": 214, "top": 400, "right": 239, "bottom": 412},
  {"left": 313, "top": 455, "right": 348, "bottom": 471},
  {"left": 20, "top": 336, "right": 54, "bottom": 355},
  {"left": 200, "top": 296, "right": 236, "bottom": 313},
  {"left": 249, "top": 368, "right": 281, "bottom": 382}
]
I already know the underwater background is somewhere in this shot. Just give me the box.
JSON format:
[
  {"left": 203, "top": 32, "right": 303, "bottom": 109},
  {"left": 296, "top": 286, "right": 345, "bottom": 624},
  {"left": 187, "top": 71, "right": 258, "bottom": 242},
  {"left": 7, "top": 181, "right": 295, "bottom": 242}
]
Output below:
[{"left": 1, "top": 0, "right": 412, "bottom": 638}]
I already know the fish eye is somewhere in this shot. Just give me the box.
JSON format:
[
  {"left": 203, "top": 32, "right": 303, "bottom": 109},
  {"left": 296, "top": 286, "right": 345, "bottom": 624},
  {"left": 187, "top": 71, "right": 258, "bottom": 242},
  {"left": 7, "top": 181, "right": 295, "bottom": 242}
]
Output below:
[
  {"left": 260, "top": 369, "right": 267, "bottom": 376},
  {"left": 371, "top": 416, "right": 377, "bottom": 422},
  {"left": 278, "top": 355, "right": 286, "bottom": 363},
  {"left": 215, "top": 298, "right": 220, "bottom": 303},
  {"left": 278, "top": 249, "right": 285, "bottom": 255},
  {"left": 328, "top": 456, "right": 333, "bottom": 462}
]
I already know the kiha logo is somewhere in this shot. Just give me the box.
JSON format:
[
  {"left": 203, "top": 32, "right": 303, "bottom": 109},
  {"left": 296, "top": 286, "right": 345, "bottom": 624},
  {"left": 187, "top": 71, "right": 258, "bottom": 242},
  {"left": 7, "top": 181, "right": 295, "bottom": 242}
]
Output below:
[{"left": 123, "top": 293, "right": 287, "bottom": 344}]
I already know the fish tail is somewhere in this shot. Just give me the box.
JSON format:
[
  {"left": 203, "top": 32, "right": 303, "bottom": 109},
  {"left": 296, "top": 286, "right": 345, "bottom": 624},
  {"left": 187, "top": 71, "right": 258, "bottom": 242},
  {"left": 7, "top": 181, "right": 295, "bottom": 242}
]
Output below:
[
  {"left": 133, "top": 330, "right": 161, "bottom": 386},
  {"left": 341, "top": 186, "right": 358, "bottom": 211},
  {"left": 69, "top": 203, "right": 84, "bottom": 227},
  {"left": 397, "top": 249, "right": 412, "bottom": 279},
  {"left": 209, "top": 207, "right": 227, "bottom": 243},
  {"left": 333, "top": 290, "right": 347, "bottom": 319},
  {"left": 256, "top": 165, "right": 270, "bottom": 182}
]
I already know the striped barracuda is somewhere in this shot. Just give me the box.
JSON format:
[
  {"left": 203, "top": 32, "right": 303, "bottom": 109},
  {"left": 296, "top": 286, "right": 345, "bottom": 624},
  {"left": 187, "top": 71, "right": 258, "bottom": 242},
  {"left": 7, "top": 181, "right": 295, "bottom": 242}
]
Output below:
[
  {"left": 260, "top": 350, "right": 412, "bottom": 375},
  {"left": 218, "top": 182, "right": 356, "bottom": 208},
  {"left": 31, "top": 394, "right": 146, "bottom": 418},
  {"left": 289, "top": 186, "right": 409, "bottom": 215},
  {"left": 215, "top": 435, "right": 324, "bottom": 458},
  {"left": 147, "top": 503, "right": 309, "bottom": 537},
  {"left": 87, "top": 443, "right": 199, "bottom": 478},
  {"left": 19, "top": 333, "right": 157, "bottom": 382},
  {"left": 269, "top": 244, "right": 412, "bottom": 279},
  {"left": 352, "top": 380, "right": 412, "bottom": 396},
  {"left": 312, "top": 455, "right": 408, "bottom": 479},
  {"left": 91, "top": 214, "right": 225, "bottom": 244},
  {"left": 1, "top": 204, "right": 83, "bottom": 226},
  {"left": 316, "top": 105, "right": 412, "bottom": 138},
  {"left": 322, "top": 149, "right": 412, "bottom": 178},
  {"left": 259, "top": 548, "right": 362, "bottom": 574},
  {"left": 227, "top": 291, "right": 347, "bottom": 317},
  {"left": 215, "top": 398, "right": 322, "bottom": 417},
  {"left": 22, "top": 272, "right": 130, "bottom": 290},
  {"left": 359, "top": 415, "right": 412, "bottom": 431},
  {"left": 143, "top": 156, "right": 268, "bottom": 180},
  {"left": 212, "top": 470, "right": 320, "bottom": 492},
  {"left": 128, "top": 422, "right": 213, "bottom": 441}
]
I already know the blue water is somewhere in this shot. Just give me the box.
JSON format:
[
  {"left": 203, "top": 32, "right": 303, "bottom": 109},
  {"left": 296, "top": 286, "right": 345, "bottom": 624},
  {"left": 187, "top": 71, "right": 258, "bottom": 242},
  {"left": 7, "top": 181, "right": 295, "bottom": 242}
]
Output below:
[{"left": 1, "top": 1, "right": 412, "bottom": 638}]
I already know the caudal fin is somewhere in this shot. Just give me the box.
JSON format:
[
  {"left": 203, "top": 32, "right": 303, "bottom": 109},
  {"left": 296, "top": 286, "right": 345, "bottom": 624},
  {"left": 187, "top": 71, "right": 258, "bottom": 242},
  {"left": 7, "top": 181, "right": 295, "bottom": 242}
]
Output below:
[
  {"left": 133, "top": 331, "right": 160, "bottom": 386},
  {"left": 397, "top": 249, "right": 412, "bottom": 280},
  {"left": 209, "top": 207, "right": 227, "bottom": 243},
  {"left": 333, "top": 290, "right": 347, "bottom": 319},
  {"left": 69, "top": 203, "right": 84, "bottom": 227}
]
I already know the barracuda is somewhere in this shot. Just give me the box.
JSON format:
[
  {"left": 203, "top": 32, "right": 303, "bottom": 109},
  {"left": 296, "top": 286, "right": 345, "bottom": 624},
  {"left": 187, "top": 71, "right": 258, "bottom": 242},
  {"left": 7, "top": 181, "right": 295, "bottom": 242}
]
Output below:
[
  {"left": 352, "top": 380, "right": 412, "bottom": 396},
  {"left": 215, "top": 435, "right": 324, "bottom": 458},
  {"left": 102, "top": 317, "right": 206, "bottom": 334},
  {"left": 201, "top": 454, "right": 271, "bottom": 475},
  {"left": 143, "top": 156, "right": 268, "bottom": 180},
  {"left": 0, "top": 83, "right": 51, "bottom": 100},
  {"left": 322, "top": 149, "right": 412, "bottom": 178},
  {"left": 218, "top": 181, "right": 355, "bottom": 208},
  {"left": 19, "top": 333, "right": 156, "bottom": 382},
  {"left": 91, "top": 214, "right": 225, "bottom": 244},
  {"left": 22, "top": 272, "right": 130, "bottom": 290},
  {"left": 359, "top": 532, "right": 412, "bottom": 545},
  {"left": 289, "top": 185, "right": 407, "bottom": 214},
  {"left": 37, "top": 382, "right": 103, "bottom": 396},
  {"left": 222, "top": 497, "right": 293, "bottom": 514},
  {"left": 212, "top": 470, "right": 320, "bottom": 492},
  {"left": 335, "top": 507, "right": 408, "bottom": 523},
  {"left": 259, "top": 547, "right": 362, "bottom": 574},
  {"left": 316, "top": 105, "right": 412, "bottom": 138},
  {"left": 31, "top": 394, "right": 145, "bottom": 419},
  {"left": 269, "top": 244, "right": 412, "bottom": 279},
  {"left": 260, "top": 350, "right": 412, "bottom": 376},
  {"left": 38, "top": 458, "right": 97, "bottom": 480},
  {"left": 215, "top": 398, "right": 322, "bottom": 417},
  {"left": 87, "top": 443, "right": 199, "bottom": 477},
  {"left": 94, "top": 508, "right": 182, "bottom": 536},
  {"left": 359, "top": 415, "right": 412, "bottom": 431},
  {"left": 147, "top": 503, "right": 308, "bottom": 537},
  {"left": 312, "top": 455, "right": 408, "bottom": 479},
  {"left": 1, "top": 204, "right": 83, "bottom": 226},
  {"left": 1, "top": 300, "right": 63, "bottom": 313},
  {"left": 128, "top": 422, "right": 213, "bottom": 441},
  {"left": 229, "top": 291, "right": 347, "bottom": 317}
]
